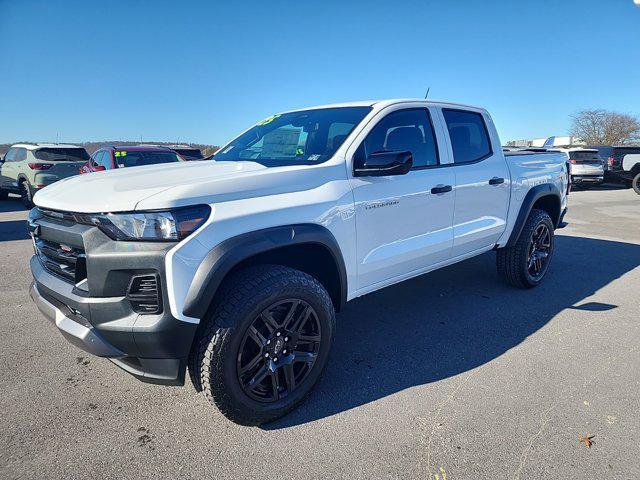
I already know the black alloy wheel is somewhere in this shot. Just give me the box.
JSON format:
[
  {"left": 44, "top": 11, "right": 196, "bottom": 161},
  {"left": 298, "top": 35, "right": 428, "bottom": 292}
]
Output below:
[
  {"left": 237, "top": 299, "right": 321, "bottom": 403},
  {"left": 527, "top": 223, "right": 552, "bottom": 280}
]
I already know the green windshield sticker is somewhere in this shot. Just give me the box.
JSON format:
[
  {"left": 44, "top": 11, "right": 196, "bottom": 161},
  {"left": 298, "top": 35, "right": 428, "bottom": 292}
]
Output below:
[
  {"left": 114, "top": 151, "right": 127, "bottom": 157},
  {"left": 296, "top": 148, "right": 304, "bottom": 155},
  {"left": 257, "top": 114, "right": 281, "bottom": 126}
]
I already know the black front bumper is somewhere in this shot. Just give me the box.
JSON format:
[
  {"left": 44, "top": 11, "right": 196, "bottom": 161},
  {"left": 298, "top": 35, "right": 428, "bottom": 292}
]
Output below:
[{"left": 28, "top": 209, "right": 198, "bottom": 385}]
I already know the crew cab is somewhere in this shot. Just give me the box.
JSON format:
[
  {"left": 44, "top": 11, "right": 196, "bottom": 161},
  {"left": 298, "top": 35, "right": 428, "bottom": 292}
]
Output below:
[
  {"left": 28, "top": 99, "right": 569, "bottom": 425},
  {"left": 80, "top": 145, "right": 182, "bottom": 174}
]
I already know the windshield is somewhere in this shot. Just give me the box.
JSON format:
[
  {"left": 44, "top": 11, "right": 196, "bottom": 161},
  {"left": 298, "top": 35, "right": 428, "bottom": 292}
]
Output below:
[
  {"left": 115, "top": 150, "right": 181, "bottom": 168},
  {"left": 213, "top": 107, "right": 371, "bottom": 166},
  {"left": 34, "top": 148, "right": 90, "bottom": 161},
  {"left": 173, "top": 148, "right": 204, "bottom": 160}
]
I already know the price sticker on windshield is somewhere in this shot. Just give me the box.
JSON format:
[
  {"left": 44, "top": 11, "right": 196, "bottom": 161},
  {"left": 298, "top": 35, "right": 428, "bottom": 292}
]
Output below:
[{"left": 114, "top": 151, "right": 127, "bottom": 157}]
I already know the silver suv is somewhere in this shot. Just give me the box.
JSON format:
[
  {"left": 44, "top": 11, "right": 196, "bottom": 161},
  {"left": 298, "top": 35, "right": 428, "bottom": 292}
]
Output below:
[{"left": 0, "top": 144, "right": 89, "bottom": 207}]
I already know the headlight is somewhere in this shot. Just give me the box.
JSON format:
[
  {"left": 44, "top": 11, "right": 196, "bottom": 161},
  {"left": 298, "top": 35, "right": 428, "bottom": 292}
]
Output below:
[{"left": 77, "top": 205, "right": 211, "bottom": 241}]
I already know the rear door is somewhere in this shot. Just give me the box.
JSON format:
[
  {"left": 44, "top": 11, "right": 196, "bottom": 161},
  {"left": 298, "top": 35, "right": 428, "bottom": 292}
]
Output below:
[{"left": 440, "top": 108, "right": 510, "bottom": 257}]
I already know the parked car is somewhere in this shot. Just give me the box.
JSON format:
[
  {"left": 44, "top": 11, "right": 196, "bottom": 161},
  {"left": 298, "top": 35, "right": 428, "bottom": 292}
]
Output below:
[
  {"left": 28, "top": 99, "right": 569, "bottom": 425},
  {"left": 549, "top": 147, "right": 604, "bottom": 188},
  {"left": 617, "top": 151, "right": 640, "bottom": 194},
  {"left": 80, "top": 145, "right": 183, "bottom": 174},
  {"left": 0, "top": 143, "right": 89, "bottom": 207},
  {"left": 141, "top": 144, "right": 206, "bottom": 161},
  {"left": 167, "top": 145, "right": 206, "bottom": 161},
  {"left": 589, "top": 145, "right": 640, "bottom": 185}
]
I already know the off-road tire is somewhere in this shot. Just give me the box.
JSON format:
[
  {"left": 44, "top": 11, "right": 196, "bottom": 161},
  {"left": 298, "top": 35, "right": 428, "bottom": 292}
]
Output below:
[
  {"left": 497, "top": 209, "right": 554, "bottom": 288},
  {"left": 189, "top": 264, "right": 336, "bottom": 426},
  {"left": 19, "top": 180, "right": 34, "bottom": 208},
  {"left": 632, "top": 172, "right": 640, "bottom": 195}
]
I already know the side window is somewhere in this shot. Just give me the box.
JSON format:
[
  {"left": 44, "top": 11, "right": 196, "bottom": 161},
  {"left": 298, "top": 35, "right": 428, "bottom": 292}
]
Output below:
[
  {"left": 101, "top": 151, "right": 113, "bottom": 168},
  {"left": 91, "top": 151, "right": 102, "bottom": 166},
  {"left": 14, "top": 148, "right": 27, "bottom": 162},
  {"left": 443, "top": 109, "right": 492, "bottom": 164},
  {"left": 361, "top": 109, "right": 439, "bottom": 168}
]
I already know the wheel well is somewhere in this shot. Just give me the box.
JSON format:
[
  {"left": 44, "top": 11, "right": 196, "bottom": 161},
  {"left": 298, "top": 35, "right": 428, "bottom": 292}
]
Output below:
[
  {"left": 226, "top": 243, "right": 344, "bottom": 312},
  {"left": 532, "top": 194, "right": 561, "bottom": 227}
]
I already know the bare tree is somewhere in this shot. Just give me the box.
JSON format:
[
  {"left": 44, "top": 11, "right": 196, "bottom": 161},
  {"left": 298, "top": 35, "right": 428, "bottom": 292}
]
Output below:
[{"left": 570, "top": 109, "right": 640, "bottom": 145}]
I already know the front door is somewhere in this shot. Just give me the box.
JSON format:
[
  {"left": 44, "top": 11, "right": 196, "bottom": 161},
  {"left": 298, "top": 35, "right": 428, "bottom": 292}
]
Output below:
[
  {"left": 0, "top": 148, "right": 19, "bottom": 191},
  {"left": 350, "top": 107, "right": 456, "bottom": 291}
]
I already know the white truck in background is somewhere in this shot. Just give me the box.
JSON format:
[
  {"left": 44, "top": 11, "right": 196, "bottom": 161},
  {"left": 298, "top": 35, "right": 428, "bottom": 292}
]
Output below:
[{"left": 28, "top": 99, "right": 569, "bottom": 425}]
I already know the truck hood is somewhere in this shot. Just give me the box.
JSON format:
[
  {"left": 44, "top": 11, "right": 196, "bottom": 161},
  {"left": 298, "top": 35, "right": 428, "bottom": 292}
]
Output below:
[
  {"left": 33, "top": 159, "right": 342, "bottom": 213},
  {"left": 33, "top": 161, "right": 268, "bottom": 213}
]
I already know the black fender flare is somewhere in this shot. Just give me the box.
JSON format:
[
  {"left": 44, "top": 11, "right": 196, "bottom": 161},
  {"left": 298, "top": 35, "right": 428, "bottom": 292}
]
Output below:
[
  {"left": 505, "top": 183, "right": 562, "bottom": 247},
  {"left": 182, "top": 224, "right": 348, "bottom": 319}
]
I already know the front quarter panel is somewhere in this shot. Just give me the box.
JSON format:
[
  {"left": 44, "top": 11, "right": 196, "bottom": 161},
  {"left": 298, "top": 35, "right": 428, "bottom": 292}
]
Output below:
[{"left": 163, "top": 163, "right": 356, "bottom": 323}]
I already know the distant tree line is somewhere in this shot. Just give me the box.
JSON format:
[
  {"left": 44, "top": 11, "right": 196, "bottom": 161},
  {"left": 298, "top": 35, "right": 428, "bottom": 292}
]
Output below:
[{"left": 570, "top": 109, "right": 640, "bottom": 146}]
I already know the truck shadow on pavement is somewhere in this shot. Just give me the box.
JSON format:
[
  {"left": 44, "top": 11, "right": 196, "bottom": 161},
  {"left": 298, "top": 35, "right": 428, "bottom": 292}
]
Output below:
[
  {"left": 0, "top": 198, "right": 30, "bottom": 241},
  {"left": 0, "top": 197, "right": 28, "bottom": 213},
  {"left": 0, "top": 220, "right": 30, "bottom": 241},
  {"left": 264, "top": 235, "right": 640, "bottom": 429}
]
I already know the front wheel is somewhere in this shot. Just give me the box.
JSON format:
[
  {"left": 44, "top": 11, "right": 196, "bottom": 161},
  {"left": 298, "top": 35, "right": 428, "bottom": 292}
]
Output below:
[
  {"left": 190, "top": 265, "right": 335, "bottom": 425},
  {"left": 497, "top": 209, "right": 555, "bottom": 288},
  {"left": 632, "top": 173, "right": 640, "bottom": 195}
]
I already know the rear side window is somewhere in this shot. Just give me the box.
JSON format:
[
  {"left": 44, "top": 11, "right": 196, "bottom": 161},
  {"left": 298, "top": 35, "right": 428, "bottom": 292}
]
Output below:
[
  {"left": 443, "top": 109, "right": 492, "bottom": 163},
  {"left": 34, "top": 148, "right": 90, "bottom": 161},
  {"left": 14, "top": 148, "right": 27, "bottom": 162},
  {"left": 361, "top": 109, "right": 439, "bottom": 168}
]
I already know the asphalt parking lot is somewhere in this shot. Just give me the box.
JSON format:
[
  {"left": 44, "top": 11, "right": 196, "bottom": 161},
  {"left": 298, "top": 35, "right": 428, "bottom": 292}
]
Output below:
[{"left": 1, "top": 186, "right": 638, "bottom": 480}]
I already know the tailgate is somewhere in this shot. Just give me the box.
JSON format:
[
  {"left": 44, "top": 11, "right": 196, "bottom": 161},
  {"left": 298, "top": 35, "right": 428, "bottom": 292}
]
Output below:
[{"left": 46, "top": 162, "right": 84, "bottom": 177}]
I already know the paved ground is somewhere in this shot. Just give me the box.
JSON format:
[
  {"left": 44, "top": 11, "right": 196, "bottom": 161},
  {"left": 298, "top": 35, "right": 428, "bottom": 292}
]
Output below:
[{"left": 1, "top": 185, "right": 639, "bottom": 480}]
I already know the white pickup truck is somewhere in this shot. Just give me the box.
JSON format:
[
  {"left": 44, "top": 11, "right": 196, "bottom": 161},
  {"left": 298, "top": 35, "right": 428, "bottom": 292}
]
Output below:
[{"left": 28, "top": 99, "right": 568, "bottom": 425}]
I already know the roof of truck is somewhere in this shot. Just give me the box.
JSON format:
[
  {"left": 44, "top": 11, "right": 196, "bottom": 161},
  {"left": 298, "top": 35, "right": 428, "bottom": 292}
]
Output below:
[
  {"left": 11, "top": 143, "right": 83, "bottom": 150},
  {"left": 286, "top": 99, "right": 484, "bottom": 113}
]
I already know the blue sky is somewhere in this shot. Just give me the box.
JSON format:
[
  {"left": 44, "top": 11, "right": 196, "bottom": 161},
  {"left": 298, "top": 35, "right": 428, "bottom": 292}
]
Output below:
[{"left": 1, "top": 0, "right": 639, "bottom": 145}]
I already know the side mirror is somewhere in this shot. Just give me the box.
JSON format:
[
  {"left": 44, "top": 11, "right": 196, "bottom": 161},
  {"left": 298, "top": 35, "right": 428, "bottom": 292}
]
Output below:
[
  {"left": 93, "top": 165, "right": 106, "bottom": 171},
  {"left": 354, "top": 150, "right": 413, "bottom": 177}
]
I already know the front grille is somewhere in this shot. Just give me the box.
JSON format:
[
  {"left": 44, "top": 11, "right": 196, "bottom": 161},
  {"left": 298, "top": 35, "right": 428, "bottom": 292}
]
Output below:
[
  {"left": 126, "top": 274, "right": 162, "bottom": 315},
  {"left": 38, "top": 208, "right": 78, "bottom": 224},
  {"left": 35, "top": 237, "right": 86, "bottom": 284}
]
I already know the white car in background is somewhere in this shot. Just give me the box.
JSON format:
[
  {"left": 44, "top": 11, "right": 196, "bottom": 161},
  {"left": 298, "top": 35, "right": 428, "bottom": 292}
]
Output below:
[{"left": 550, "top": 148, "right": 604, "bottom": 189}]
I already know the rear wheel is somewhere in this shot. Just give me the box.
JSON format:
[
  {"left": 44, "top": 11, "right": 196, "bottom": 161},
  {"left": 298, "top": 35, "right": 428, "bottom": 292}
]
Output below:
[
  {"left": 190, "top": 265, "right": 335, "bottom": 425},
  {"left": 632, "top": 173, "right": 640, "bottom": 195},
  {"left": 19, "top": 180, "right": 34, "bottom": 208},
  {"left": 497, "top": 209, "right": 554, "bottom": 288}
]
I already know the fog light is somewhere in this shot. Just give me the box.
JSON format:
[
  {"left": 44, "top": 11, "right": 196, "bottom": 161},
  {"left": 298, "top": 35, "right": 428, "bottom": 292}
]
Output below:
[{"left": 127, "top": 274, "right": 162, "bottom": 314}]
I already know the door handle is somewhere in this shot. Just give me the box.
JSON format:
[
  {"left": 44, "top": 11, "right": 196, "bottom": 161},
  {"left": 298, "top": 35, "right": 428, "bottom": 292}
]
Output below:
[
  {"left": 489, "top": 177, "right": 505, "bottom": 185},
  {"left": 430, "top": 184, "right": 452, "bottom": 194}
]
